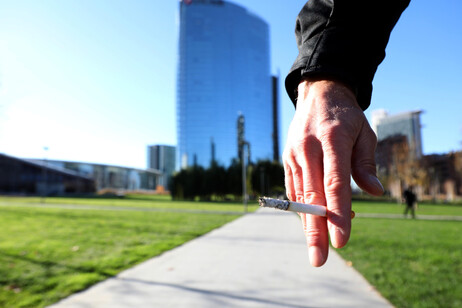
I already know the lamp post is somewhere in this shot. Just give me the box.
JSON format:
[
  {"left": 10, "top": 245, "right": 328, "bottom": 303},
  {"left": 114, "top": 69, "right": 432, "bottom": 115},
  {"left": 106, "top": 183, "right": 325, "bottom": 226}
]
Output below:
[
  {"left": 241, "top": 143, "right": 248, "bottom": 212},
  {"left": 237, "top": 114, "right": 250, "bottom": 212}
]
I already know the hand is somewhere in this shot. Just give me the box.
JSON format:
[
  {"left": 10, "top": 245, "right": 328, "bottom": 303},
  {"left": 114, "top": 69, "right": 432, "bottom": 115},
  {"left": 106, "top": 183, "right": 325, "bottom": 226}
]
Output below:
[{"left": 283, "top": 79, "right": 384, "bottom": 267}]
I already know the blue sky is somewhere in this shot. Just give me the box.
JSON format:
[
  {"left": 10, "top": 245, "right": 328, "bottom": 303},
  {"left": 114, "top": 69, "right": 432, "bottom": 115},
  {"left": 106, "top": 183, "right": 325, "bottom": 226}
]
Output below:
[{"left": 0, "top": 0, "right": 461, "bottom": 169}]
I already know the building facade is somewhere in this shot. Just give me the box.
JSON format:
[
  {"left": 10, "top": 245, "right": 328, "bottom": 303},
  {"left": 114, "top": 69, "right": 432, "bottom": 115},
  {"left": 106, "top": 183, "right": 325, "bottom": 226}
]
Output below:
[
  {"left": 42, "top": 160, "right": 161, "bottom": 192},
  {"left": 0, "top": 153, "right": 95, "bottom": 195},
  {"left": 372, "top": 109, "right": 423, "bottom": 159},
  {"left": 148, "top": 145, "right": 176, "bottom": 189},
  {"left": 0, "top": 153, "right": 164, "bottom": 196},
  {"left": 177, "top": 0, "right": 272, "bottom": 168},
  {"left": 372, "top": 109, "right": 427, "bottom": 199}
]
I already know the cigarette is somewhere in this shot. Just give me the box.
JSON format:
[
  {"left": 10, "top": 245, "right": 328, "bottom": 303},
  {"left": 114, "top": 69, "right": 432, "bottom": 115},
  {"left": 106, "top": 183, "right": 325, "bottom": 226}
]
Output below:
[
  {"left": 258, "top": 197, "right": 326, "bottom": 216},
  {"left": 258, "top": 197, "right": 355, "bottom": 219}
]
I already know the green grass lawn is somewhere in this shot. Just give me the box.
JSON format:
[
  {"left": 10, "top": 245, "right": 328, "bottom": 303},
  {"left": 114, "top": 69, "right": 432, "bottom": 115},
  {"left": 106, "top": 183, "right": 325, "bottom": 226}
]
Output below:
[
  {"left": 1, "top": 197, "right": 461, "bottom": 307},
  {"left": 352, "top": 199, "right": 462, "bottom": 216},
  {"left": 337, "top": 202, "right": 462, "bottom": 308},
  {"left": 0, "top": 197, "right": 242, "bottom": 308},
  {"left": 0, "top": 194, "right": 258, "bottom": 213}
]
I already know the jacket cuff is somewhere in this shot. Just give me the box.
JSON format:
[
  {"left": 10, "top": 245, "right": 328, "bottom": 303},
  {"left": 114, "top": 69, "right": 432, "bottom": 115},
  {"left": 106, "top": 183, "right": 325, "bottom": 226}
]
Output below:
[
  {"left": 285, "top": 0, "right": 410, "bottom": 111},
  {"left": 285, "top": 61, "right": 372, "bottom": 111}
]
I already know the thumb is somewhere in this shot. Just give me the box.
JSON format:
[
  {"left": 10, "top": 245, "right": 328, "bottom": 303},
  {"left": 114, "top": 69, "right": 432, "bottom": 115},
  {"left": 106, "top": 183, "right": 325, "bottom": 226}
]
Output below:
[{"left": 351, "top": 124, "right": 384, "bottom": 196}]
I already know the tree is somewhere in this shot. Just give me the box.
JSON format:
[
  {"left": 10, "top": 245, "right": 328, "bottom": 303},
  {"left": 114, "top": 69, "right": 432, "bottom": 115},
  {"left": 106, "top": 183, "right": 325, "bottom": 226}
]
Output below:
[
  {"left": 171, "top": 159, "right": 284, "bottom": 201},
  {"left": 250, "top": 160, "right": 284, "bottom": 197},
  {"left": 171, "top": 166, "right": 205, "bottom": 200}
]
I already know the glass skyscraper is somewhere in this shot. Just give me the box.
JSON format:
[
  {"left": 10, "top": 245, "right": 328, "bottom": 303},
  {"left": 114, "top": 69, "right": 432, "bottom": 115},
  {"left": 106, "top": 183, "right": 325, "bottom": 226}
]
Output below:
[
  {"left": 147, "top": 144, "right": 176, "bottom": 189},
  {"left": 177, "top": 0, "right": 272, "bottom": 168},
  {"left": 372, "top": 109, "right": 423, "bottom": 158}
]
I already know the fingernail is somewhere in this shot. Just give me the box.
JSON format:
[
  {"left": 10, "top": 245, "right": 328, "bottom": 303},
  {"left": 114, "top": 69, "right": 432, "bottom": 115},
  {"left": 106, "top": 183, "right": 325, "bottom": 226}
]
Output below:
[
  {"left": 309, "top": 246, "right": 324, "bottom": 267},
  {"left": 330, "top": 226, "right": 345, "bottom": 248},
  {"left": 369, "top": 175, "right": 384, "bottom": 193}
]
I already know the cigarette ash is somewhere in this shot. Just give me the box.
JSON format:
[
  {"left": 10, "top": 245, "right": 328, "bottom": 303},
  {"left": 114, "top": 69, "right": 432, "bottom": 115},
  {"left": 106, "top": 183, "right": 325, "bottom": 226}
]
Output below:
[{"left": 258, "top": 197, "right": 290, "bottom": 211}]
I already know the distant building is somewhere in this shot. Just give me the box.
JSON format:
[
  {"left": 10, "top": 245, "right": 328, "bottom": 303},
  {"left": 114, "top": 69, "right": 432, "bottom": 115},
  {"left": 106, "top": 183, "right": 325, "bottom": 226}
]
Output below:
[
  {"left": 41, "top": 160, "right": 161, "bottom": 192},
  {"left": 0, "top": 153, "right": 162, "bottom": 195},
  {"left": 372, "top": 110, "right": 462, "bottom": 201},
  {"left": 0, "top": 153, "right": 95, "bottom": 195},
  {"left": 372, "top": 109, "right": 423, "bottom": 158},
  {"left": 422, "top": 152, "right": 462, "bottom": 201},
  {"left": 372, "top": 109, "right": 424, "bottom": 198},
  {"left": 376, "top": 135, "right": 409, "bottom": 174},
  {"left": 148, "top": 145, "right": 176, "bottom": 189},
  {"left": 375, "top": 135, "right": 410, "bottom": 198},
  {"left": 177, "top": 0, "right": 272, "bottom": 168}
]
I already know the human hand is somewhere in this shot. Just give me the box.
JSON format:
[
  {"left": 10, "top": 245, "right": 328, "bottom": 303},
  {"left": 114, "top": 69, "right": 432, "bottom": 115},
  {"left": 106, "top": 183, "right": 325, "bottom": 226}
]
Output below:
[{"left": 283, "top": 79, "right": 384, "bottom": 267}]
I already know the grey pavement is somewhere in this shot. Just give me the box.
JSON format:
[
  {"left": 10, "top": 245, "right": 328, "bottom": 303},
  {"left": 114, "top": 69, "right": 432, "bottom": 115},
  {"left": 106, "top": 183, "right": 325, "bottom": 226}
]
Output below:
[{"left": 48, "top": 208, "right": 392, "bottom": 308}]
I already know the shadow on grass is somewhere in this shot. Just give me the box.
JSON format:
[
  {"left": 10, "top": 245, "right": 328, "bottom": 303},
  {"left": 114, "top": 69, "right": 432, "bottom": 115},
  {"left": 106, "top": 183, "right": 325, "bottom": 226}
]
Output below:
[{"left": 0, "top": 251, "right": 114, "bottom": 279}]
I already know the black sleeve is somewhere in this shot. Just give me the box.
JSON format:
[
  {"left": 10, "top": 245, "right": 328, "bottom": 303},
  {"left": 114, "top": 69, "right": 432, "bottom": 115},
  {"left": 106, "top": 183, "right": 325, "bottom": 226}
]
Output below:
[{"left": 285, "top": 0, "right": 410, "bottom": 110}]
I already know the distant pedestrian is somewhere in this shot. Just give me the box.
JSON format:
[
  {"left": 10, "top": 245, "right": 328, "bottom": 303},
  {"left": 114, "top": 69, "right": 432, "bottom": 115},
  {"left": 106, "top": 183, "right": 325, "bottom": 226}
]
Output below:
[{"left": 403, "top": 186, "right": 417, "bottom": 219}]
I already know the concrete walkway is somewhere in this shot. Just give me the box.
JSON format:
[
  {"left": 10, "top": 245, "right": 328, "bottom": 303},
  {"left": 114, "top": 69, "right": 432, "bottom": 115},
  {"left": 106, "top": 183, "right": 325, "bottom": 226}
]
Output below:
[{"left": 49, "top": 209, "right": 392, "bottom": 308}]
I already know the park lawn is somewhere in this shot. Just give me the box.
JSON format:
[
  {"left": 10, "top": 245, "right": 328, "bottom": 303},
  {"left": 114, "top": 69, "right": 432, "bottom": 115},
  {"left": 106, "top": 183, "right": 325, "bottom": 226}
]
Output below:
[
  {"left": 337, "top": 217, "right": 462, "bottom": 308},
  {"left": 3, "top": 197, "right": 462, "bottom": 216},
  {"left": 352, "top": 200, "right": 462, "bottom": 216},
  {"left": 0, "top": 194, "right": 258, "bottom": 213},
  {"left": 0, "top": 204, "right": 241, "bottom": 308},
  {"left": 2, "top": 197, "right": 460, "bottom": 307}
]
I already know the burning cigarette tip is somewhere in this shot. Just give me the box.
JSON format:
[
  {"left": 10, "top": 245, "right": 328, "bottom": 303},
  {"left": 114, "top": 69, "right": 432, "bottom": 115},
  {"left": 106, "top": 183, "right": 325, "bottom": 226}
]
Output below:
[{"left": 258, "top": 196, "right": 290, "bottom": 210}]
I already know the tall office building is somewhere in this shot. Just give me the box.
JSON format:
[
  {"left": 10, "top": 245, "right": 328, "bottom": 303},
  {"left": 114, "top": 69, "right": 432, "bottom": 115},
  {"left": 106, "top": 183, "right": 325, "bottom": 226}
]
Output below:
[
  {"left": 148, "top": 145, "right": 176, "bottom": 189},
  {"left": 372, "top": 109, "right": 423, "bottom": 158},
  {"left": 177, "top": 0, "right": 272, "bottom": 168}
]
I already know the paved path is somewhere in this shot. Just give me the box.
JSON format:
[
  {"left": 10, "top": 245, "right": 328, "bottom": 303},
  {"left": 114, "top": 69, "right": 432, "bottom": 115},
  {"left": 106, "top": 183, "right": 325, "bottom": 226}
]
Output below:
[{"left": 49, "top": 208, "right": 392, "bottom": 308}]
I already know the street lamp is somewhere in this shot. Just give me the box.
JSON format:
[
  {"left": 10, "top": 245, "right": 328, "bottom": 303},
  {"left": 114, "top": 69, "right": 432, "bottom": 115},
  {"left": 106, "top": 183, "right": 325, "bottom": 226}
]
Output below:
[{"left": 237, "top": 114, "right": 250, "bottom": 212}]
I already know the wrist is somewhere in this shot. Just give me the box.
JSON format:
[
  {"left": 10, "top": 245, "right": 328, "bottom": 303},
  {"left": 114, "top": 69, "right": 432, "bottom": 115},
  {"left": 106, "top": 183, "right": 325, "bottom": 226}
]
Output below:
[{"left": 297, "top": 78, "right": 360, "bottom": 111}]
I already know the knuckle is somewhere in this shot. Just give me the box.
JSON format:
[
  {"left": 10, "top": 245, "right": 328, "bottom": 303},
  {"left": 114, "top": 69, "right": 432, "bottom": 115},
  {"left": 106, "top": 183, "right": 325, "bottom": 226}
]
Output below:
[
  {"left": 291, "top": 166, "right": 303, "bottom": 178},
  {"left": 283, "top": 145, "right": 307, "bottom": 164},
  {"left": 304, "top": 228, "right": 325, "bottom": 247},
  {"left": 293, "top": 140, "right": 309, "bottom": 153},
  {"left": 319, "top": 124, "right": 355, "bottom": 147},
  {"left": 295, "top": 191, "right": 304, "bottom": 203},
  {"left": 352, "top": 153, "right": 376, "bottom": 169},
  {"left": 325, "top": 173, "right": 346, "bottom": 193},
  {"left": 303, "top": 190, "right": 325, "bottom": 205}
]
